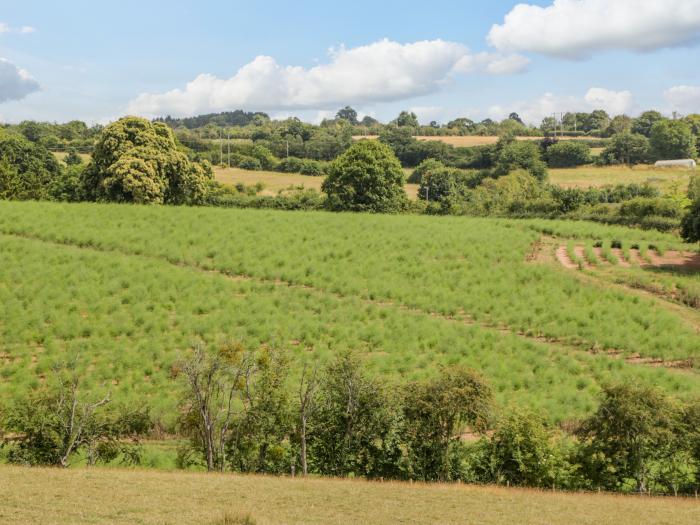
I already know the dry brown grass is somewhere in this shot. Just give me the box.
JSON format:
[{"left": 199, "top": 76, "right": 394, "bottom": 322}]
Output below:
[
  {"left": 1, "top": 466, "right": 698, "bottom": 525},
  {"left": 214, "top": 167, "right": 420, "bottom": 200},
  {"left": 549, "top": 165, "right": 694, "bottom": 191},
  {"left": 52, "top": 151, "right": 92, "bottom": 163}
]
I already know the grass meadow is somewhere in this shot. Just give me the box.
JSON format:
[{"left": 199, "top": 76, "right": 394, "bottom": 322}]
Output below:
[
  {"left": 1, "top": 201, "right": 699, "bottom": 425},
  {"left": 548, "top": 165, "right": 694, "bottom": 192},
  {"left": 213, "top": 166, "right": 421, "bottom": 200},
  {"left": 1, "top": 466, "right": 698, "bottom": 525}
]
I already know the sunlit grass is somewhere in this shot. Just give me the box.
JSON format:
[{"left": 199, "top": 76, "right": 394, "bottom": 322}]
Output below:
[
  {"left": 549, "top": 164, "right": 694, "bottom": 192},
  {"left": 2, "top": 465, "right": 699, "bottom": 525}
]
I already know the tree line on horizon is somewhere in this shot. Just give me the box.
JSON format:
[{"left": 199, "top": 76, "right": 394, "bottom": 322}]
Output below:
[{"left": 1, "top": 111, "right": 700, "bottom": 238}]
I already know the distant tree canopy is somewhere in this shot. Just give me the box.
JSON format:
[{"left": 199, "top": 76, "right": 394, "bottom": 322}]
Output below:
[
  {"left": 649, "top": 120, "right": 697, "bottom": 161},
  {"left": 336, "top": 106, "right": 359, "bottom": 125},
  {"left": 632, "top": 111, "right": 664, "bottom": 137},
  {"left": 82, "top": 117, "right": 212, "bottom": 205},
  {"left": 156, "top": 110, "right": 270, "bottom": 129},
  {"left": 601, "top": 133, "right": 650, "bottom": 165},
  {"left": 394, "top": 111, "right": 420, "bottom": 129},
  {"left": 322, "top": 139, "right": 407, "bottom": 213},
  {"left": 0, "top": 131, "right": 62, "bottom": 201},
  {"left": 604, "top": 115, "right": 633, "bottom": 137},
  {"left": 494, "top": 140, "right": 548, "bottom": 182}
]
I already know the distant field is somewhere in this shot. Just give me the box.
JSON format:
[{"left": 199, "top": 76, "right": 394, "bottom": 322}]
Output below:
[
  {"left": 2, "top": 466, "right": 698, "bottom": 525},
  {"left": 549, "top": 165, "right": 695, "bottom": 191},
  {"left": 353, "top": 135, "right": 603, "bottom": 146},
  {"left": 52, "top": 151, "right": 92, "bottom": 163},
  {"left": 214, "top": 166, "right": 421, "bottom": 200}
]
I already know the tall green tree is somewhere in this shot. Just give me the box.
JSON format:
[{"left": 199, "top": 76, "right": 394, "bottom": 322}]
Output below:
[
  {"left": 336, "top": 106, "right": 359, "bottom": 125},
  {"left": 394, "top": 111, "right": 419, "bottom": 128},
  {"left": 577, "top": 384, "right": 678, "bottom": 493},
  {"left": 632, "top": 111, "right": 665, "bottom": 137},
  {"left": 601, "top": 133, "right": 650, "bottom": 165},
  {"left": 82, "top": 116, "right": 212, "bottom": 204},
  {"left": 483, "top": 409, "right": 572, "bottom": 488},
  {"left": 604, "top": 115, "right": 633, "bottom": 137},
  {"left": 0, "top": 131, "right": 62, "bottom": 201},
  {"left": 649, "top": 119, "right": 697, "bottom": 161},
  {"left": 322, "top": 140, "right": 407, "bottom": 213}
]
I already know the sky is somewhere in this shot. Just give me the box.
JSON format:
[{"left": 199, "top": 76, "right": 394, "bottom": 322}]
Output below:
[{"left": 1, "top": 0, "right": 700, "bottom": 126}]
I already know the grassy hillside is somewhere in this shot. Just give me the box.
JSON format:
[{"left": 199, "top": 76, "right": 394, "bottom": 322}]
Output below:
[
  {"left": 549, "top": 165, "right": 694, "bottom": 192},
  {"left": 0, "top": 201, "right": 699, "bottom": 424},
  {"left": 1, "top": 466, "right": 698, "bottom": 525}
]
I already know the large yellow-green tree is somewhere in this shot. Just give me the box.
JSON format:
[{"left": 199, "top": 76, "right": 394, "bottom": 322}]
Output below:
[{"left": 83, "top": 117, "right": 211, "bottom": 204}]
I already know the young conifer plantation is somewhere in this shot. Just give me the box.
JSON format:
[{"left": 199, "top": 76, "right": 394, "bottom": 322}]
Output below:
[{"left": 3, "top": 2, "right": 700, "bottom": 523}]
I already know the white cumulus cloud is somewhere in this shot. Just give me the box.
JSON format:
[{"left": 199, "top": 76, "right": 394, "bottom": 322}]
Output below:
[
  {"left": 0, "top": 22, "right": 36, "bottom": 35},
  {"left": 488, "top": 0, "right": 700, "bottom": 58},
  {"left": 489, "top": 88, "right": 634, "bottom": 125},
  {"left": 664, "top": 85, "right": 700, "bottom": 113},
  {"left": 127, "top": 39, "right": 528, "bottom": 118},
  {"left": 0, "top": 58, "right": 40, "bottom": 103},
  {"left": 583, "top": 88, "right": 633, "bottom": 116},
  {"left": 453, "top": 51, "right": 529, "bottom": 75}
]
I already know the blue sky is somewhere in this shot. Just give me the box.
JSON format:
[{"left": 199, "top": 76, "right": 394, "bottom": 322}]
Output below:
[{"left": 1, "top": 0, "right": 699, "bottom": 125}]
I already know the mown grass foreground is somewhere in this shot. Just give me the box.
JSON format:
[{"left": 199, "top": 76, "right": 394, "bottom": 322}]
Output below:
[
  {"left": 1, "top": 201, "right": 699, "bottom": 424},
  {"left": 0, "top": 466, "right": 698, "bottom": 525}
]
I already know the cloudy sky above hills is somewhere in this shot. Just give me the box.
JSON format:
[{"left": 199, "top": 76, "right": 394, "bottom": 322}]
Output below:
[{"left": 1, "top": 0, "right": 700, "bottom": 125}]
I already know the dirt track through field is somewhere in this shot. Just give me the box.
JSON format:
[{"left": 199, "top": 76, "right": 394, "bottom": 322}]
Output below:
[
  {"left": 0, "top": 230, "right": 696, "bottom": 372},
  {"left": 555, "top": 244, "right": 700, "bottom": 271}
]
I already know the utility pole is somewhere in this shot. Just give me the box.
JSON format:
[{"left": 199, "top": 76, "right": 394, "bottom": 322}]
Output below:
[
  {"left": 219, "top": 129, "right": 224, "bottom": 168},
  {"left": 227, "top": 131, "right": 231, "bottom": 167}
]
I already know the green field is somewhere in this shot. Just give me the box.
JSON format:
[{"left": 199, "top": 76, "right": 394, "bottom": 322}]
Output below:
[
  {"left": 1, "top": 201, "right": 699, "bottom": 425},
  {"left": 2, "top": 465, "right": 698, "bottom": 525}
]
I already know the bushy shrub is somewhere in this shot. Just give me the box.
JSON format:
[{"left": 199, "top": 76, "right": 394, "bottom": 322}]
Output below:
[
  {"left": 682, "top": 200, "right": 700, "bottom": 242},
  {"left": 619, "top": 197, "right": 683, "bottom": 220},
  {"left": 48, "top": 164, "right": 86, "bottom": 202},
  {"left": 275, "top": 157, "right": 305, "bottom": 173},
  {"left": 299, "top": 159, "right": 325, "bottom": 176},
  {"left": 238, "top": 156, "right": 262, "bottom": 171},
  {"left": 480, "top": 409, "right": 575, "bottom": 489},
  {"left": 494, "top": 141, "right": 548, "bottom": 181},
  {"left": 545, "top": 141, "right": 592, "bottom": 168}
]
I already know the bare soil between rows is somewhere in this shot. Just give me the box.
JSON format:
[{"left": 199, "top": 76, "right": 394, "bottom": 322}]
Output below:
[{"left": 556, "top": 246, "right": 700, "bottom": 270}]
